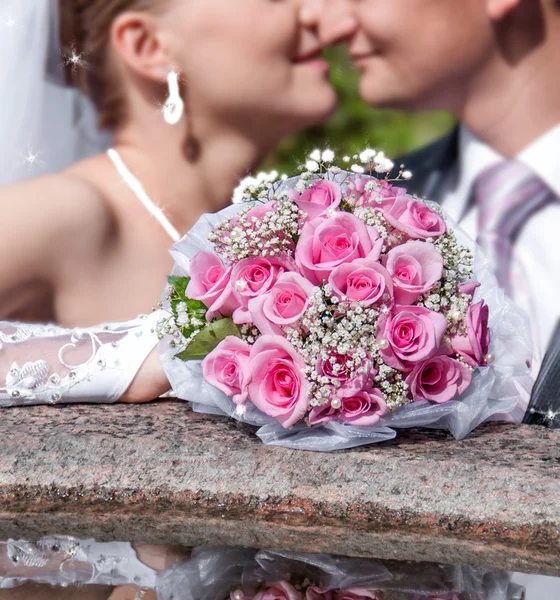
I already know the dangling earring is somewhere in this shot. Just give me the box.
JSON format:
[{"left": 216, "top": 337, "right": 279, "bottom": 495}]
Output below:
[{"left": 163, "top": 70, "right": 184, "bottom": 125}]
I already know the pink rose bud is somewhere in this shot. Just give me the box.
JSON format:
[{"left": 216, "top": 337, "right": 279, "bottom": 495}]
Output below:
[
  {"left": 202, "top": 336, "right": 252, "bottom": 405},
  {"left": 380, "top": 197, "right": 446, "bottom": 240},
  {"left": 248, "top": 336, "right": 309, "bottom": 428},
  {"left": 458, "top": 281, "right": 480, "bottom": 299},
  {"left": 316, "top": 353, "right": 375, "bottom": 396},
  {"left": 186, "top": 251, "right": 237, "bottom": 321},
  {"left": 248, "top": 272, "right": 316, "bottom": 335},
  {"left": 349, "top": 177, "right": 407, "bottom": 208},
  {"left": 384, "top": 240, "right": 444, "bottom": 305},
  {"left": 254, "top": 582, "right": 302, "bottom": 600},
  {"left": 407, "top": 354, "right": 472, "bottom": 403},
  {"left": 451, "top": 300, "right": 491, "bottom": 367},
  {"left": 295, "top": 180, "right": 342, "bottom": 220},
  {"left": 229, "top": 201, "right": 277, "bottom": 229},
  {"left": 329, "top": 258, "right": 393, "bottom": 306},
  {"left": 377, "top": 305, "right": 448, "bottom": 371},
  {"left": 296, "top": 213, "right": 383, "bottom": 285}
]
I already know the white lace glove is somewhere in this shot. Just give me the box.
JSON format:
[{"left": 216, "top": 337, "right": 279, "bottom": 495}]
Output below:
[
  {"left": 0, "top": 537, "right": 156, "bottom": 589},
  {"left": 0, "top": 311, "right": 163, "bottom": 407}
]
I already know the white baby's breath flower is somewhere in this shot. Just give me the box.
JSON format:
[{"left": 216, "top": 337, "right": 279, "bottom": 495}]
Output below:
[
  {"left": 402, "top": 170, "right": 413, "bottom": 180},
  {"left": 177, "top": 314, "right": 189, "bottom": 327},
  {"left": 343, "top": 156, "right": 350, "bottom": 163},
  {"left": 295, "top": 179, "right": 307, "bottom": 193},
  {"left": 306, "top": 160, "right": 320, "bottom": 173},
  {"left": 309, "top": 149, "right": 321, "bottom": 162},
  {"left": 351, "top": 164, "right": 365, "bottom": 174},
  {"left": 375, "top": 158, "right": 395, "bottom": 174},
  {"left": 359, "top": 148, "right": 377, "bottom": 163},
  {"left": 322, "top": 149, "right": 335, "bottom": 163}
]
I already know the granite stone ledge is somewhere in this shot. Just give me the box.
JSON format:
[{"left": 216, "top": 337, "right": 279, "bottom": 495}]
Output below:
[{"left": 0, "top": 402, "right": 559, "bottom": 576}]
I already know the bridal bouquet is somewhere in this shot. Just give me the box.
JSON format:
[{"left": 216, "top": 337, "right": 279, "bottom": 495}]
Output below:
[{"left": 159, "top": 150, "right": 530, "bottom": 450}]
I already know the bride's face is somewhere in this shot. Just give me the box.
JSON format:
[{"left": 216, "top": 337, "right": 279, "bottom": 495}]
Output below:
[{"left": 164, "top": 0, "right": 336, "bottom": 137}]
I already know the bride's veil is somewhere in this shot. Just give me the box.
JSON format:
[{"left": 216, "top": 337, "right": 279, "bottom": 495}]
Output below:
[{"left": 0, "top": 0, "right": 111, "bottom": 185}]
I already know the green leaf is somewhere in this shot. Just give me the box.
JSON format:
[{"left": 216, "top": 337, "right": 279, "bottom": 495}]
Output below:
[
  {"left": 168, "top": 275, "right": 190, "bottom": 299},
  {"left": 175, "top": 318, "right": 241, "bottom": 361},
  {"left": 186, "top": 298, "right": 207, "bottom": 314},
  {"left": 168, "top": 276, "right": 208, "bottom": 323}
]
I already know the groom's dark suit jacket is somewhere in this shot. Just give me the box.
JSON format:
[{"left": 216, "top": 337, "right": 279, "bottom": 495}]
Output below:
[{"left": 397, "top": 127, "right": 560, "bottom": 427}]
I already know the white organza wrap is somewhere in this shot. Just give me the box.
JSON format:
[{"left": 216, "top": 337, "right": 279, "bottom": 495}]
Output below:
[
  {"left": 159, "top": 176, "right": 532, "bottom": 452},
  {"left": 156, "top": 547, "right": 522, "bottom": 600}
]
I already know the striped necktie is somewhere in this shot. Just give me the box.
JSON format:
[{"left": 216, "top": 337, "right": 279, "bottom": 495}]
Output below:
[{"left": 473, "top": 160, "right": 553, "bottom": 293}]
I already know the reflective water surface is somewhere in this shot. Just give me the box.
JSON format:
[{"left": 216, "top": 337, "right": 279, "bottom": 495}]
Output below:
[{"left": 0, "top": 538, "right": 557, "bottom": 599}]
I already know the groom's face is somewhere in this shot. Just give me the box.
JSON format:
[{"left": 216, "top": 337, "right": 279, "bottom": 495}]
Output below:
[{"left": 322, "top": 0, "right": 495, "bottom": 112}]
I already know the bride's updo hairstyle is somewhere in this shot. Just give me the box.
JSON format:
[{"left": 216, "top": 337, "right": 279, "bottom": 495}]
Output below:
[{"left": 59, "top": 0, "right": 163, "bottom": 130}]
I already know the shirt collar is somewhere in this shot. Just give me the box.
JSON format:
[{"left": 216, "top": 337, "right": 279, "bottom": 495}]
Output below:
[
  {"left": 518, "top": 123, "right": 560, "bottom": 198},
  {"left": 456, "top": 124, "right": 560, "bottom": 200}
]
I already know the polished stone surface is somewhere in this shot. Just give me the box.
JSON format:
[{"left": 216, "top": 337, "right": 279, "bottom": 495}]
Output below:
[{"left": 0, "top": 402, "right": 559, "bottom": 576}]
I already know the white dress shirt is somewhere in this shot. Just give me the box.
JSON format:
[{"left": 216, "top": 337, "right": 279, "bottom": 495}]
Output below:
[{"left": 439, "top": 124, "right": 560, "bottom": 364}]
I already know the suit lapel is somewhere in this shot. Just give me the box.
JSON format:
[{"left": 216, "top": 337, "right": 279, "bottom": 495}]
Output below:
[
  {"left": 523, "top": 322, "right": 560, "bottom": 427},
  {"left": 395, "top": 126, "right": 460, "bottom": 202}
]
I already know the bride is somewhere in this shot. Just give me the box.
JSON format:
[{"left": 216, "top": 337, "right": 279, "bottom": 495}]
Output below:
[
  {"left": 0, "top": 0, "right": 343, "bottom": 327},
  {"left": 0, "top": 0, "right": 359, "bottom": 405}
]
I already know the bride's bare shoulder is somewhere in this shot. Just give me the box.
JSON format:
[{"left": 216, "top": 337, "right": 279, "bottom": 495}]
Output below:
[{"left": 0, "top": 155, "right": 115, "bottom": 245}]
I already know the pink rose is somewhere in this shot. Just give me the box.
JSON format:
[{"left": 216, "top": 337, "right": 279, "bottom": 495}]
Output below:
[
  {"left": 186, "top": 251, "right": 237, "bottom": 321},
  {"left": 329, "top": 258, "right": 393, "bottom": 306},
  {"left": 248, "top": 272, "right": 316, "bottom": 335},
  {"left": 384, "top": 240, "right": 443, "bottom": 304},
  {"left": 296, "top": 213, "right": 383, "bottom": 285},
  {"left": 451, "top": 300, "right": 491, "bottom": 367},
  {"left": 295, "top": 180, "right": 342, "bottom": 220},
  {"left": 381, "top": 197, "right": 446, "bottom": 240},
  {"left": 254, "top": 582, "right": 302, "bottom": 600},
  {"left": 202, "top": 336, "right": 252, "bottom": 405},
  {"left": 248, "top": 336, "right": 309, "bottom": 428},
  {"left": 231, "top": 254, "right": 296, "bottom": 324},
  {"left": 407, "top": 354, "right": 472, "bottom": 403},
  {"left": 309, "top": 389, "right": 389, "bottom": 427},
  {"left": 377, "top": 306, "right": 448, "bottom": 371}
]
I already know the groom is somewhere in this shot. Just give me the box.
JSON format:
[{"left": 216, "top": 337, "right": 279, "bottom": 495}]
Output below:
[{"left": 319, "top": 0, "right": 560, "bottom": 427}]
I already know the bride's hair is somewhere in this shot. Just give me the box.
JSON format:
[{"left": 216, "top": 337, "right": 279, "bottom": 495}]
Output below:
[{"left": 59, "top": 0, "right": 161, "bottom": 130}]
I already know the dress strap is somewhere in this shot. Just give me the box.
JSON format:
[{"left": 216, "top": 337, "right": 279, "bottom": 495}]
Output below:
[{"left": 107, "top": 148, "right": 181, "bottom": 243}]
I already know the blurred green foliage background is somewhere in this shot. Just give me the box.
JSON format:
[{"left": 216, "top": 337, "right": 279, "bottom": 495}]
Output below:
[{"left": 266, "top": 48, "right": 455, "bottom": 173}]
